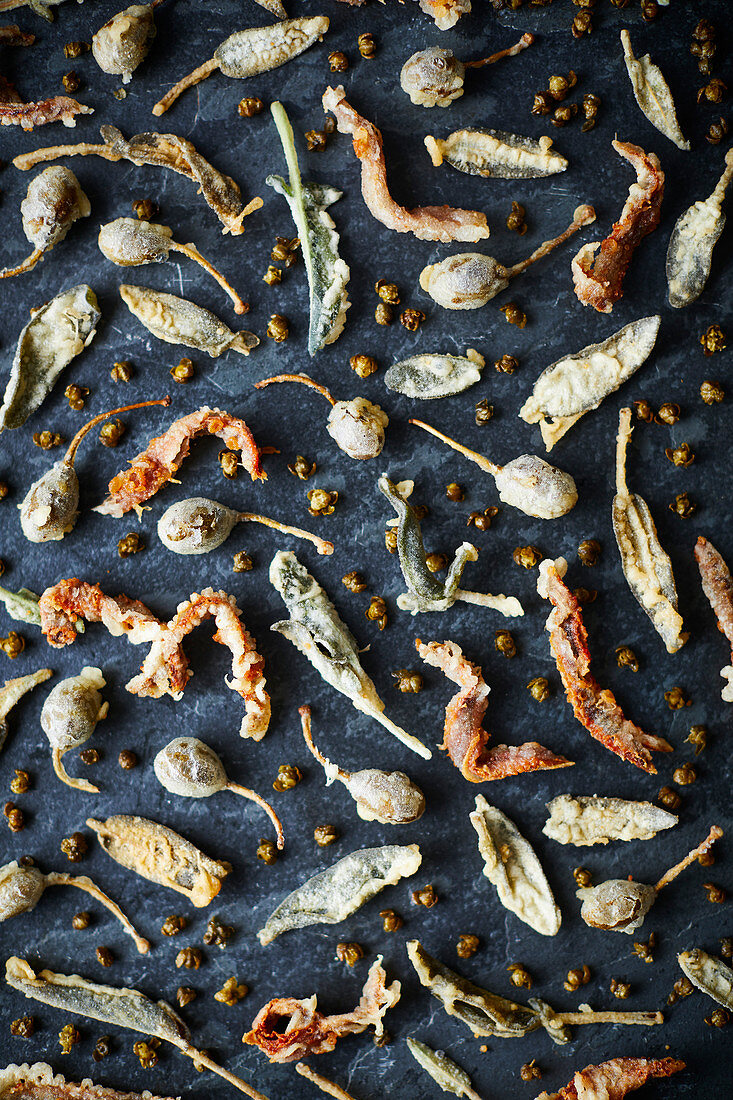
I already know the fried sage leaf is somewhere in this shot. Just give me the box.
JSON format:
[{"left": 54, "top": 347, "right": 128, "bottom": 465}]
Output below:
[
  {"left": 621, "top": 29, "right": 689, "bottom": 151},
  {"left": 667, "top": 149, "right": 733, "bottom": 308},
  {"left": 0, "top": 585, "right": 42, "bottom": 625},
  {"left": 470, "top": 794, "right": 560, "bottom": 936},
  {"left": 544, "top": 795, "right": 677, "bottom": 846},
  {"left": 4, "top": 957, "right": 268, "bottom": 1100},
  {"left": 407, "top": 1038, "right": 483, "bottom": 1100},
  {"left": 0, "top": 668, "right": 52, "bottom": 753},
  {"left": 269, "top": 551, "right": 431, "bottom": 759},
  {"left": 0, "top": 1062, "right": 176, "bottom": 1100},
  {"left": 87, "top": 814, "right": 232, "bottom": 908},
  {"left": 267, "top": 102, "right": 350, "bottom": 356},
  {"left": 519, "top": 316, "right": 661, "bottom": 451},
  {"left": 613, "top": 408, "right": 687, "bottom": 653},
  {"left": 678, "top": 948, "right": 733, "bottom": 1010},
  {"left": 119, "top": 285, "right": 259, "bottom": 357},
  {"left": 0, "top": 285, "right": 100, "bottom": 431},
  {"left": 385, "top": 349, "right": 484, "bottom": 399},
  {"left": 257, "top": 844, "right": 421, "bottom": 945},
  {"left": 425, "top": 128, "right": 567, "bottom": 179}
]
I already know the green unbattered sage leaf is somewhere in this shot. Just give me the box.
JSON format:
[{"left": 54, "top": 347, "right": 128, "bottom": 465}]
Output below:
[
  {"left": 385, "top": 350, "right": 484, "bottom": 400},
  {"left": 268, "top": 101, "right": 350, "bottom": 356},
  {"left": 0, "top": 285, "right": 100, "bottom": 431},
  {"left": 678, "top": 949, "right": 733, "bottom": 1010},
  {"left": 621, "top": 30, "right": 690, "bottom": 151},
  {"left": 258, "top": 844, "right": 422, "bottom": 945},
  {"left": 407, "top": 1038, "right": 482, "bottom": 1099}
]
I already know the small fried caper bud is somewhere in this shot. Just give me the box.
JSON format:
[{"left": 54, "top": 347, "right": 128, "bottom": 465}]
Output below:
[
  {"left": 384, "top": 527, "right": 398, "bottom": 554},
  {"left": 615, "top": 645, "right": 639, "bottom": 672},
  {"left": 170, "top": 357, "right": 194, "bottom": 383},
  {"left": 700, "top": 379, "right": 724, "bottom": 404},
  {"left": 500, "top": 302, "right": 527, "bottom": 328},
  {"left": 494, "top": 354, "right": 518, "bottom": 374},
  {"left": 0, "top": 632, "right": 25, "bottom": 659},
  {"left": 474, "top": 399, "right": 494, "bottom": 424},
  {"left": 665, "top": 442, "right": 694, "bottom": 467},
  {"left": 62, "top": 71, "right": 81, "bottom": 93},
  {"left": 58, "top": 1023, "right": 81, "bottom": 1054},
  {"left": 314, "top": 824, "right": 339, "bottom": 847},
  {"left": 380, "top": 908, "right": 403, "bottom": 932},
  {"left": 64, "top": 383, "right": 88, "bottom": 411},
  {"left": 96, "top": 946, "right": 113, "bottom": 967},
  {"left": 513, "top": 545, "right": 542, "bottom": 569},
  {"left": 657, "top": 402, "right": 681, "bottom": 425},
  {"left": 99, "top": 419, "right": 124, "bottom": 447},
  {"left": 175, "top": 946, "right": 203, "bottom": 969},
  {"left": 571, "top": 10, "right": 593, "bottom": 37},
  {"left": 72, "top": 911, "right": 91, "bottom": 930},
  {"left": 494, "top": 630, "right": 517, "bottom": 658},
  {"left": 456, "top": 934, "right": 479, "bottom": 959},
  {"left": 365, "top": 595, "right": 388, "bottom": 630},
  {"left": 506, "top": 201, "right": 527, "bottom": 235},
  {"left": 288, "top": 455, "right": 316, "bottom": 481},
  {"left": 0, "top": 481, "right": 8, "bottom": 500},
  {"left": 32, "top": 431, "right": 63, "bottom": 450},
  {"left": 527, "top": 677, "right": 550, "bottom": 702},
  {"left": 117, "top": 532, "right": 143, "bottom": 558},
  {"left": 507, "top": 963, "right": 532, "bottom": 990},
  {"left": 667, "top": 976, "right": 694, "bottom": 1005},
  {"left": 350, "top": 354, "right": 378, "bottom": 378},
  {"left": 633, "top": 398, "right": 654, "bottom": 422},
  {"left": 375, "top": 302, "right": 394, "bottom": 326},
  {"left": 400, "top": 308, "right": 425, "bottom": 332},
  {"left": 445, "top": 482, "right": 464, "bottom": 502},
  {"left": 564, "top": 964, "right": 591, "bottom": 992},
  {"left": 238, "top": 97, "right": 264, "bottom": 117},
  {"left": 392, "top": 669, "right": 423, "bottom": 693},
  {"left": 307, "top": 488, "right": 338, "bottom": 516},
  {"left": 6, "top": 807, "right": 25, "bottom": 832},
  {"left": 669, "top": 492, "right": 696, "bottom": 518},
  {"left": 610, "top": 978, "right": 631, "bottom": 999},
  {"left": 412, "top": 884, "right": 437, "bottom": 908},
  {"left": 720, "top": 937, "right": 733, "bottom": 959},
  {"left": 10, "top": 1015, "right": 35, "bottom": 1037},
  {"left": 672, "top": 762, "right": 696, "bottom": 786},
  {"left": 703, "top": 882, "right": 726, "bottom": 903},
  {"left": 358, "top": 32, "right": 376, "bottom": 59},
  {"left": 577, "top": 538, "right": 601, "bottom": 566},
  {"left": 342, "top": 571, "right": 367, "bottom": 593},
  {"left": 262, "top": 265, "right": 282, "bottom": 286},
  {"left": 10, "top": 769, "right": 30, "bottom": 795},
  {"left": 520, "top": 1061, "right": 542, "bottom": 1082},
  {"left": 657, "top": 786, "right": 682, "bottom": 811},
  {"left": 305, "top": 130, "right": 327, "bottom": 152},
  {"left": 467, "top": 507, "right": 498, "bottom": 531},
  {"left": 705, "top": 1008, "right": 730, "bottom": 1027},
  {"left": 64, "top": 41, "right": 89, "bottom": 59},
  {"left": 176, "top": 986, "right": 196, "bottom": 1007},
  {"left": 632, "top": 933, "right": 656, "bottom": 963},
  {"left": 267, "top": 314, "right": 290, "bottom": 342},
  {"left": 60, "top": 832, "right": 87, "bottom": 862},
  {"left": 257, "top": 838, "right": 277, "bottom": 864},
  {"left": 273, "top": 764, "right": 301, "bottom": 792},
  {"left": 701, "top": 324, "right": 726, "bottom": 355},
  {"left": 328, "top": 50, "right": 349, "bottom": 72},
  {"left": 232, "top": 551, "right": 253, "bottom": 573},
  {"left": 664, "top": 686, "right": 689, "bottom": 710},
  {"left": 132, "top": 198, "right": 159, "bottom": 220},
  {"left": 686, "top": 725, "right": 707, "bottom": 755},
  {"left": 707, "top": 118, "right": 728, "bottom": 145},
  {"left": 552, "top": 103, "right": 578, "bottom": 127},
  {"left": 110, "top": 360, "right": 132, "bottom": 382},
  {"left": 425, "top": 552, "right": 447, "bottom": 573},
  {"left": 215, "top": 976, "right": 248, "bottom": 1005},
  {"left": 336, "top": 942, "right": 364, "bottom": 966},
  {"left": 375, "top": 279, "right": 400, "bottom": 305},
  {"left": 133, "top": 1039, "right": 160, "bottom": 1068},
  {"left": 531, "top": 91, "right": 553, "bottom": 116}
]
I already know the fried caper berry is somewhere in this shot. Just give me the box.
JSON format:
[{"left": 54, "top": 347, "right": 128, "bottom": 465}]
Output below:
[
  {"left": 96, "top": 946, "right": 113, "bottom": 967},
  {"left": 701, "top": 324, "right": 726, "bottom": 355},
  {"left": 375, "top": 279, "right": 400, "bottom": 304},
  {"left": 99, "top": 419, "right": 124, "bottom": 447},
  {"left": 60, "top": 832, "right": 88, "bottom": 862},
  {"left": 564, "top": 964, "right": 591, "bottom": 992},
  {"left": 118, "top": 749, "right": 137, "bottom": 769},
  {"left": 375, "top": 302, "right": 394, "bottom": 326},
  {"left": 701, "top": 379, "right": 724, "bottom": 404},
  {"left": 64, "top": 41, "right": 89, "bottom": 58},
  {"left": 527, "top": 676, "right": 550, "bottom": 702},
  {"left": 667, "top": 976, "right": 694, "bottom": 1005},
  {"left": 615, "top": 645, "right": 639, "bottom": 672},
  {"left": 392, "top": 669, "right": 423, "bottom": 694},
  {"left": 10, "top": 1015, "right": 35, "bottom": 1038},
  {"left": 314, "top": 824, "right": 339, "bottom": 847},
  {"left": 0, "top": 481, "right": 8, "bottom": 499},
  {"left": 705, "top": 1009, "right": 731, "bottom": 1028},
  {"left": 500, "top": 302, "right": 527, "bottom": 328},
  {"left": 380, "top": 908, "right": 403, "bottom": 933},
  {"left": 342, "top": 571, "right": 367, "bottom": 593},
  {"left": 59, "top": 1023, "right": 80, "bottom": 1054},
  {"left": 232, "top": 552, "right": 253, "bottom": 573},
  {"left": 62, "top": 71, "right": 81, "bottom": 93},
  {"left": 219, "top": 450, "right": 239, "bottom": 480},
  {"left": 507, "top": 963, "right": 532, "bottom": 990},
  {"left": 657, "top": 786, "right": 682, "bottom": 811},
  {"left": 6, "top": 807, "right": 24, "bottom": 832},
  {"left": 475, "top": 398, "right": 494, "bottom": 424},
  {"left": 720, "top": 938, "right": 733, "bottom": 959},
  {"left": 64, "top": 383, "right": 88, "bottom": 411},
  {"left": 307, "top": 488, "right": 338, "bottom": 516},
  {"left": 175, "top": 946, "right": 203, "bottom": 970},
  {"left": 664, "top": 686, "right": 689, "bottom": 711},
  {"left": 336, "top": 942, "right": 364, "bottom": 967},
  {"left": 531, "top": 91, "right": 553, "bottom": 116},
  {"left": 273, "top": 764, "right": 301, "bottom": 792},
  {"left": 385, "top": 527, "right": 398, "bottom": 554},
  {"left": 118, "top": 532, "right": 143, "bottom": 558},
  {"left": 161, "top": 914, "right": 187, "bottom": 936},
  {"left": 267, "top": 314, "right": 290, "bottom": 342},
  {"left": 495, "top": 353, "right": 519, "bottom": 374},
  {"left": 703, "top": 882, "right": 727, "bottom": 904},
  {"left": 111, "top": 360, "right": 132, "bottom": 382},
  {"left": 571, "top": 10, "right": 593, "bottom": 37},
  {"left": 506, "top": 201, "right": 527, "bottom": 235},
  {"left": 72, "top": 911, "right": 90, "bottom": 930},
  {"left": 707, "top": 118, "right": 729, "bottom": 145},
  {"left": 215, "top": 976, "right": 248, "bottom": 1005},
  {"left": 685, "top": 725, "right": 707, "bottom": 755},
  {"left": 10, "top": 769, "right": 30, "bottom": 794},
  {"left": 520, "top": 1061, "right": 542, "bottom": 1082},
  {"left": 80, "top": 748, "right": 100, "bottom": 765},
  {"left": 133, "top": 1039, "right": 160, "bottom": 1068},
  {"left": 669, "top": 492, "right": 696, "bottom": 518},
  {"left": 176, "top": 987, "right": 196, "bottom": 1007},
  {"left": 494, "top": 630, "right": 517, "bottom": 659},
  {"left": 467, "top": 506, "right": 498, "bottom": 532},
  {"left": 552, "top": 103, "right": 578, "bottom": 127},
  {"left": 400, "top": 308, "right": 425, "bottom": 332},
  {"left": 358, "top": 32, "right": 376, "bottom": 59},
  {"left": 632, "top": 933, "right": 656, "bottom": 964},
  {"left": 425, "top": 552, "right": 447, "bottom": 574},
  {"left": 32, "top": 431, "right": 63, "bottom": 450},
  {"left": 288, "top": 455, "right": 316, "bottom": 481},
  {"left": 170, "top": 357, "right": 194, "bottom": 383},
  {"left": 328, "top": 50, "right": 349, "bottom": 72},
  {"left": 350, "top": 354, "right": 378, "bottom": 378},
  {"left": 365, "top": 595, "right": 388, "bottom": 630},
  {"left": 657, "top": 402, "right": 681, "bottom": 425},
  {"left": 238, "top": 96, "right": 264, "bottom": 117},
  {"left": 666, "top": 442, "right": 694, "bottom": 467},
  {"left": 305, "top": 129, "right": 327, "bottom": 152},
  {"left": 92, "top": 1036, "right": 111, "bottom": 1062},
  {"left": 456, "top": 933, "right": 480, "bottom": 959},
  {"left": 513, "top": 545, "right": 542, "bottom": 569},
  {"left": 412, "top": 884, "right": 437, "bottom": 908}
]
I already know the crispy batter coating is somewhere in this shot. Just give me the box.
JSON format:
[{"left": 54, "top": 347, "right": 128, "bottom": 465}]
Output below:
[
  {"left": 0, "top": 75, "right": 93, "bottom": 130},
  {"left": 694, "top": 535, "right": 733, "bottom": 701},
  {"left": 536, "top": 1056, "right": 684, "bottom": 1100}
]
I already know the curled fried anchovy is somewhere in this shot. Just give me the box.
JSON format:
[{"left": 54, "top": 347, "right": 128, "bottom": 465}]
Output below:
[
  {"left": 1, "top": 166, "right": 90, "bottom": 280},
  {"left": 407, "top": 1038, "right": 483, "bottom": 1100},
  {"left": 695, "top": 535, "right": 733, "bottom": 701},
  {"left": 380, "top": 476, "right": 523, "bottom": 617},
  {"left": 300, "top": 705, "right": 425, "bottom": 824},
  {"left": 0, "top": 860, "right": 149, "bottom": 953},
  {"left": 543, "top": 795, "right": 677, "bottom": 847},
  {"left": 621, "top": 30, "right": 689, "bottom": 151},
  {"left": 158, "top": 497, "right": 333, "bottom": 557},
  {"left": 87, "top": 814, "right": 232, "bottom": 907},
  {"left": 322, "top": 85, "right": 489, "bottom": 243},
  {"left": 425, "top": 128, "right": 567, "bottom": 179},
  {"left": 94, "top": 405, "right": 264, "bottom": 518},
  {"left": 536, "top": 1056, "right": 685, "bottom": 1100},
  {"left": 537, "top": 558, "right": 671, "bottom": 772},
  {"left": 13, "top": 125, "right": 258, "bottom": 235},
  {"left": 520, "top": 316, "right": 661, "bottom": 451},
  {"left": 244, "top": 957, "right": 399, "bottom": 1062},
  {"left": 0, "top": 1061, "right": 176, "bottom": 1100},
  {"left": 667, "top": 149, "right": 733, "bottom": 308},
  {"left": 614, "top": 409, "right": 687, "bottom": 653},
  {"left": 0, "top": 77, "right": 92, "bottom": 130},
  {"left": 41, "top": 666, "right": 108, "bottom": 793},
  {"left": 92, "top": 3, "right": 157, "bottom": 84},
  {"left": 4, "top": 957, "right": 268, "bottom": 1099},
  {"left": 153, "top": 16, "right": 329, "bottom": 116},
  {"left": 270, "top": 551, "right": 430, "bottom": 759},
  {"left": 400, "top": 35, "right": 534, "bottom": 109},
  {"left": 39, "top": 579, "right": 165, "bottom": 651},
  {"left": 677, "top": 948, "right": 733, "bottom": 1010},
  {"left": 572, "top": 141, "right": 664, "bottom": 313},
  {"left": 0, "top": 668, "right": 52, "bottom": 753},
  {"left": 416, "top": 639, "right": 571, "bottom": 781}
]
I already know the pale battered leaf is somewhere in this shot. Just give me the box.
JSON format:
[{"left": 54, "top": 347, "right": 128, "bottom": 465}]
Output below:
[
  {"left": 678, "top": 949, "right": 733, "bottom": 1010},
  {"left": 0, "top": 585, "right": 42, "bottom": 625},
  {"left": 666, "top": 149, "right": 733, "bottom": 308},
  {"left": 621, "top": 30, "right": 689, "bottom": 150},
  {"left": 119, "top": 285, "right": 258, "bottom": 357},
  {"left": 519, "top": 316, "right": 660, "bottom": 451},
  {"left": 469, "top": 794, "right": 560, "bottom": 936},
  {"left": 425, "top": 129, "right": 567, "bottom": 179},
  {"left": 407, "top": 1038, "right": 482, "bottom": 1100},
  {"left": 543, "top": 795, "right": 678, "bottom": 846},
  {"left": 385, "top": 350, "right": 484, "bottom": 400},
  {"left": 257, "top": 844, "right": 421, "bottom": 945}
]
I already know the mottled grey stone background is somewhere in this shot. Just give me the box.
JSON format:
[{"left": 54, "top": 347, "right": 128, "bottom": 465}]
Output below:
[{"left": 0, "top": 0, "right": 731, "bottom": 1096}]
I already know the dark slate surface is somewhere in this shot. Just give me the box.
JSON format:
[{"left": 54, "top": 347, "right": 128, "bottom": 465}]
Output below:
[{"left": 0, "top": 0, "right": 731, "bottom": 1095}]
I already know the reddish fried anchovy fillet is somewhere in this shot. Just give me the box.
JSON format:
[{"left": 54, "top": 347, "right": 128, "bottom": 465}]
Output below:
[
  {"left": 0, "top": 1062, "right": 178, "bottom": 1100},
  {"left": 415, "top": 638, "right": 572, "bottom": 781},
  {"left": 322, "top": 85, "right": 489, "bottom": 243},
  {"left": 40, "top": 580, "right": 164, "bottom": 651},
  {"left": 537, "top": 559, "right": 671, "bottom": 773},
  {"left": 695, "top": 535, "right": 733, "bottom": 703},
  {"left": 0, "top": 76, "right": 93, "bottom": 131},
  {"left": 536, "top": 1056, "right": 684, "bottom": 1100},
  {"left": 572, "top": 140, "right": 664, "bottom": 314},
  {"left": 94, "top": 406, "right": 265, "bottom": 518},
  {"left": 243, "top": 956, "right": 399, "bottom": 1063},
  {"left": 0, "top": 25, "right": 35, "bottom": 46}
]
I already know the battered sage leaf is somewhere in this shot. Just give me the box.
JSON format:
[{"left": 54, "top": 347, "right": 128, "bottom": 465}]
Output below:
[
  {"left": 269, "top": 550, "right": 431, "bottom": 759},
  {"left": 0, "top": 668, "right": 52, "bottom": 753},
  {"left": 425, "top": 129, "right": 568, "bottom": 178},
  {"left": 667, "top": 149, "right": 733, "bottom": 308},
  {"left": 470, "top": 794, "right": 561, "bottom": 936},
  {"left": 385, "top": 350, "right": 484, "bottom": 400},
  {"left": 678, "top": 948, "right": 733, "bottom": 1010},
  {"left": 407, "top": 1038, "right": 483, "bottom": 1100},
  {"left": 257, "top": 844, "right": 422, "bottom": 945},
  {"left": 543, "top": 795, "right": 678, "bottom": 846},
  {"left": 519, "top": 316, "right": 661, "bottom": 451},
  {"left": 0, "top": 585, "right": 42, "bottom": 625},
  {"left": 119, "top": 285, "right": 259, "bottom": 357},
  {"left": 0, "top": 285, "right": 100, "bottom": 431},
  {"left": 267, "top": 102, "right": 350, "bottom": 355},
  {"left": 621, "top": 30, "right": 689, "bottom": 151}
]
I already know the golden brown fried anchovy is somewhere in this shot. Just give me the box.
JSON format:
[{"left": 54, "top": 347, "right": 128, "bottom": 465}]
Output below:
[
  {"left": 695, "top": 535, "right": 733, "bottom": 701},
  {"left": 0, "top": 75, "right": 92, "bottom": 130},
  {"left": 535, "top": 1056, "right": 684, "bottom": 1100}
]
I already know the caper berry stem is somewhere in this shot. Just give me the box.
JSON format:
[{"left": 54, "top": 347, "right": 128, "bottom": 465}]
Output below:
[
  {"left": 0, "top": 248, "right": 43, "bottom": 280},
  {"left": 52, "top": 747, "right": 99, "bottom": 794},
  {"left": 300, "top": 705, "right": 349, "bottom": 782},
  {"left": 503, "top": 205, "right": 596, "bottom": 279},
  {"left": 409, "top": 418, "right": 500, "bottom": 475},
  {"left": 235, "top": 511, "right": 333, "bottom": 556},
  {"left": 44, "top": 872, "right": 150, "bottom": 954},
  {"left": 654, "top": 825, "right": 723, "bottom": 892},
  {"left": 63, "top": 396, "right": 172, "bottom": 469},
  {"left": 255, "top": 373, "right": 336, "bottom": 406},
  {"left": 226, "top": 782, "right": 284, "bottom": 850},
  {"left": 463, "top": 31, "right": 535, "bottom": 69},
  {"left": 168, "top": 239, "right": 248, "bottom": 315}
]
